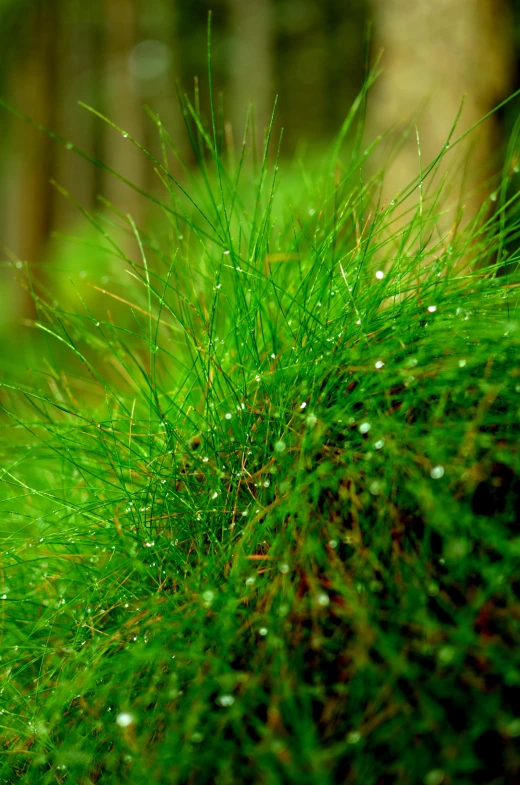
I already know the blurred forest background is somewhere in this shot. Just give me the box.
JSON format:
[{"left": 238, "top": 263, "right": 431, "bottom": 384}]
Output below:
[{"left": 1, "top": 0, "right": 520, "bottom": 347}]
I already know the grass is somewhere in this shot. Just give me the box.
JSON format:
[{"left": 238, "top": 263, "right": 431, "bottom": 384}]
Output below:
[{"left": 1, "top": 49, "right": 520, "bottom": 784}]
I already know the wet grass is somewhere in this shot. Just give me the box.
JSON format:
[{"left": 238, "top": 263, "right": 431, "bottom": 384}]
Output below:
[{"left": 1, "top": 56, "right": 520, "bottom": 784}]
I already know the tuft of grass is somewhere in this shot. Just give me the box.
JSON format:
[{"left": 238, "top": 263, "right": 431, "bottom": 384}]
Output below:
[{"left": 1, "top": 52, "right": 520, "bottom": 785}]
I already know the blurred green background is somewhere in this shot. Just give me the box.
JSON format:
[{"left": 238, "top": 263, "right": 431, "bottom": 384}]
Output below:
[{"left": 1, "top": 0, "right": 520, "bottom": 360}]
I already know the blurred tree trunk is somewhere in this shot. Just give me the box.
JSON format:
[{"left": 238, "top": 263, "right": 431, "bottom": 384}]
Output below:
[
  {"left": 3, "top": 0, "right": 58, "bottom": 322},
  {"left": 366, "top": 0, "right": 513, "bottom": 239},
  {"left": 228, "top": 0, "right": 274, "bottom": 152},
  {"left": 138, "top": 0, "right": 187, "bottom": 191},
  {"left": 6, "top": 2, "right": 57, "bottom": 263},
  {"left": 52, "top": 0, "right": 98, "bottom": 232},
  {"left": 103, "top": 0, "right": 146, "bottom": 234}
]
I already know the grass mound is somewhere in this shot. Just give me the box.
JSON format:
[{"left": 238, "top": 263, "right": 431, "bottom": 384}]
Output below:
[{"left": 1, "top": 74, "right": 520, "bottom": 784}]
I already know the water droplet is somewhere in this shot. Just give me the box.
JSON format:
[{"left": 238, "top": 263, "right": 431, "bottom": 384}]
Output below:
[
  {"left": 279, "top": 563, "right": 289, "bottom": 574},
  {"left": 300, "top": 401, "right": 307, "bottom": 409},
  {"left": 317, "top": 592, "right": 330, "bottom": 607},
  {"left": 258, "top": 627, "right": 268, "bottom": 636},
  {"left": 375, "top": 270, "right": 384, "bottom": 280},
  {"left": 225, "top": 413, "right": 232, "bottom": 420},
  {"left": 328, "top": 539, "right": 338, "bottom": 549},
  {"left": 375, "top": 360, "right": 384, "bottom": 369},
  {"left": 223, "top": 250, "right": 230, "bottom": 255},
  {"left": 374, "top": 439, "right": 385, "bottom": 450},
  {"left": 490, "top": 192, "right": 498, "bottom": 202},
  {"left": 245, "top": 576, "right": 255, "bottom": 586},
  {"left": 116, "top": 712, "right": 134, "bottom": 727},
  {"left": 438, "top": 646, "right": 455, "bottom": 664},
  {"left": 212, "top": 491, "right": 218, "bottom": 499},
  {"left": 505, "top": 719, "right": 520, "bottom": 738},
  {"left": 217, "top": 694, "right": 235, "bottom": 707},
  {"left": 347, "top": 731, "right": 361, "bottom": 744},
  {"left": 306, "top": 413, "right": 317, "bottom": 428},
  {"left": 424, "top": 770, "right": 445, "bottom": 785},
  {"left": 427, "top": 305, "right": 437, "bottom": 313},
  {"left": 458, "top": 359, "right": 466, "bottom": 368},
  {"left": 369, "top": 481, "right": 382, "bottom": 495},
  {"left": 202, "top": 590, "right": 215, "bottom": 604},
  {"left": 430, "top": 465, "right": 444, "bottom": 479},
  {"left": 122, "top": 132, "right": 129, "bottom": 138},
  {"left": 274, "top": 441, "right": 286, "bottom": 453},
  {"left": 359, "top": 422, "right": 371, "bottom": 434}
]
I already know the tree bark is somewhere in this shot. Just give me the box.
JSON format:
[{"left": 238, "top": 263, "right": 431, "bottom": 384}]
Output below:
[
  {"left": 228, "top": 0, "right": 274, "bottom": 153},
  {"left": 365, "top": 0, "right": 514, "bottom": 239}
]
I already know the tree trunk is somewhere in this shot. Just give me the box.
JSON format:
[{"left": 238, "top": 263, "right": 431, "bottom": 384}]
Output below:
[
  {"left": 365, "top": 0, "right": 513, "bottom": 241},
  {"left": 228, "top": 0, "right": 274, "bottom": 153}
]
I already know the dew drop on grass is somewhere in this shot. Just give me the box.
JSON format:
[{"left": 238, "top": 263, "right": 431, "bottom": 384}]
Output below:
[
  {"left": 300, "top": 401, "right": 307, "bottom": 409},
  {"left": 375, "top": 360, "right": 384, "bottom": 369},
  {"left": 116, "top": 712, "right": 134, "bottom": 727},
  {"left": 245, "top": 576, "right": 255, "bottom": 586},
  {"left": 274, "top": 440, "right": 286, "bottom": 453},
  {"left": 202, "top": 590, "right": 214, "bottom": 604},
  {"left": 430, "top": 465, "right": 445, "bottom": 479},
  {"left": 427, "top": 305, "right": 437, "bottom": 313},
  {"left": 458, "top": 359, "right": 467, "bottom": 368},
  {"left": 306, "top": 413, "right": 317, "bottom": 428},
  {"left": 217, "top": 694, "right": 235, "bottom": 707},
  {"left": 212, "top": 491, "right": 218, "bottom": 499},
  {"left": 369, "top": 481, "right": 382, "bottom": 496},
  {"left": 374, "top": 439, "right": 385, "bottom": 450},
  {"left": 375, "top": 270, "right": 384, "bottom": 280},
  {"left": 359, "top": 422, "right": 371, "bottom": 434},
  {"left": 424, "top": 770, "right": 445, "bottom": 785},
  {"left": 225, "top": 413, "right": 232, "bottom": 420},
  {"left": 347, "top": 731, "right": 361, "bottom": 744},
  {"left": 259, "top": 627, "right": 268, "bottom": 636},
  {"left": 328, "top": 539, "right": 338, "bottom": 549},
  {"left": 122, "top": 132, "right": 129, "bottom": 138},
  {"left": 317, "top": 593, "right": 330, "bottom": 607},
  {"left": 279, "top": 563, "right": 289, "bottom": 574},
  {"left": 505, "top": 719, "right": 520, "bottom": 737},
  {"left": 438, "top": 646, "right": 455, "bottom": 664}
]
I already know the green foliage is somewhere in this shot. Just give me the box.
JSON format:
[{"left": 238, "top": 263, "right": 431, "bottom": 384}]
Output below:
[{"left": 1, "top": 64, "right": 520, "bottom": 785}]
